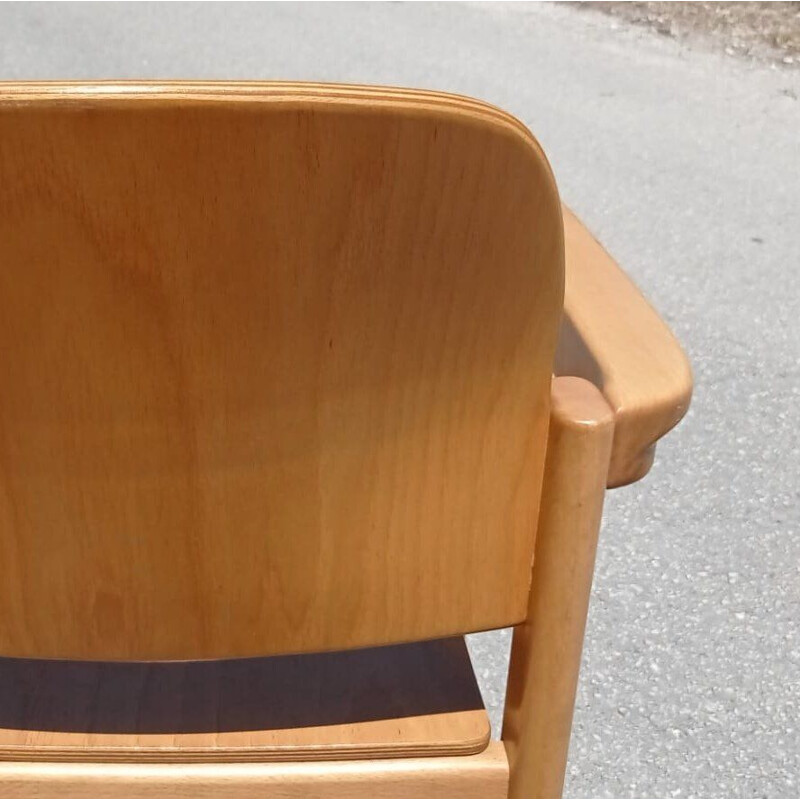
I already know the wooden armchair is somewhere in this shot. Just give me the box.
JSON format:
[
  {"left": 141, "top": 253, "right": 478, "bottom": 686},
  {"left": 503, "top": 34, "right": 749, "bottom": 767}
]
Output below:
[{"left": 0, "top": 82, "right": 691, "bottom": 798}]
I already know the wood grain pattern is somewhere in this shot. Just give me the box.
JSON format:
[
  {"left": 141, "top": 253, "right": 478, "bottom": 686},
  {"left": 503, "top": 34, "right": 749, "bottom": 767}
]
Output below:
[
  {"left": 0, "top": 742, "right": 509, "bottom": 799},
  {"left": 0, "top": 82, "right": 564, "bottom": 660},
  {"left": 0, "top": 637, "right": 488, "bottom": 763},
  {"left": 503, "top": 377, "right": 615, "bottom": 798},
  {"left": 556, "top": 206, "right": 692, "bottom": 487}
]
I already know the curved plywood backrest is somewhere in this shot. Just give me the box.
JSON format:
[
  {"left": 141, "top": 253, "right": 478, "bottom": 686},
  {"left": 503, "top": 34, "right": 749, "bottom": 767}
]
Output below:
[{"left": 0, "top": 83, "right": 564, "bottom": 660}]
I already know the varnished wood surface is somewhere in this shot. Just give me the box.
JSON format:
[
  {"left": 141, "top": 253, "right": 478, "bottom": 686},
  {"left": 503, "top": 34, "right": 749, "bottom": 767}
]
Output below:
[
  {"left": 503, "top": 377, "right": 615, "bottom": 798},
  {"left": 556, "top": 206, "right": 692, "bottom": 487},
  {"left": 0, "top": 82, "right": 563, "bottom": 660},
  {"left": 0, "top": 742, "right": 509, "bottom": 799},
  {"left": 0, "top": 638, "right": 488, "bottom": 763}
]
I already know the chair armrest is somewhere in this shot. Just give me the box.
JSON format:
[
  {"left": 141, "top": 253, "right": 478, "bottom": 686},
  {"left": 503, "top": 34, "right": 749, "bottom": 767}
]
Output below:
[{"left": 555, "top": 206, "right": 693, "bottom": 488}]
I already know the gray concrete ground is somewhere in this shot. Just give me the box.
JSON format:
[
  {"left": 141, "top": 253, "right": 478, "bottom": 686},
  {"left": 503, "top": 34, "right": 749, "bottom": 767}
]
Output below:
[{"left": 1, "top": 3, "right": 798, "bottom": 797}]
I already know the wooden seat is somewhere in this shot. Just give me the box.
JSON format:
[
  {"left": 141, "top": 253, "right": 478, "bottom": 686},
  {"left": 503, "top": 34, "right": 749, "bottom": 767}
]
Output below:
[{"left": 0, "top": 638, "right": 488, "bottom": 763}]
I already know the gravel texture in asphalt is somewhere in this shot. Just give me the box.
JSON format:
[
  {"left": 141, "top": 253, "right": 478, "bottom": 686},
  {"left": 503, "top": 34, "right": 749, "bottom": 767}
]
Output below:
[
  {"left": 578, "top": 1, "right": 800, "bottom": 67},
  {"left": 1, "top": 3, "right": 798, "bottom": 796}
]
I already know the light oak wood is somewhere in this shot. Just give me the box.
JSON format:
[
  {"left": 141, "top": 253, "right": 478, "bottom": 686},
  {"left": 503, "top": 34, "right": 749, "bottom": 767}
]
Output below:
[
  {"left": 0, "top": 81, "right": 694, "bottom": 798},
  {"left": 503, "top": 377, "right": 615, "bottom": 798},
  {"left": 0, "top": 742, "right": 509, "bottom": 799},
  {"left": 556, "top": 206, "right": 692, "bottom": 487},
  {"left": 0, "top": 82, "right": 563, "bottom": 660},
  {"left": 0, "top": 638, "right": 488, "bottom": 763}
]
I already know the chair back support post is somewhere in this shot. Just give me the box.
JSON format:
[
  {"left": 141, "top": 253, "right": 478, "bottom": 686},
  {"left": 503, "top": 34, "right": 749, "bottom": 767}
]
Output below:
[{"left": 502, "top": 376, "right": 614, "bottom": 799}]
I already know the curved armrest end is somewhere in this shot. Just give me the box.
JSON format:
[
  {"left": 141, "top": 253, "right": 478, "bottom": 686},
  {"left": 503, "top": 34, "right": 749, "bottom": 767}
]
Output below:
[{"left": 557, "top": 206, "right": 693, "bottom": 488}]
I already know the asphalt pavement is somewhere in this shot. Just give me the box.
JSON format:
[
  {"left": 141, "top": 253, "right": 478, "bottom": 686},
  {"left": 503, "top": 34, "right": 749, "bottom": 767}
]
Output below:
[{"left": 1, "top": 3, "right": 798, "bottom": 796}]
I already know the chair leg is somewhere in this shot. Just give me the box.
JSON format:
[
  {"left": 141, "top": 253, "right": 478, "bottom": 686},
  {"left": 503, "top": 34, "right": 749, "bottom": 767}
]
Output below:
[{"left": 502, "top": 377, "right": 614, "bottom": 799}]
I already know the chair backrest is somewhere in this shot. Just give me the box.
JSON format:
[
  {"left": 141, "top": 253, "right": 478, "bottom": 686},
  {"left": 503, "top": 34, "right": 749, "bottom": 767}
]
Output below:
[{"left": 0, "top": 83, "right": 563, "bottom": 660}]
